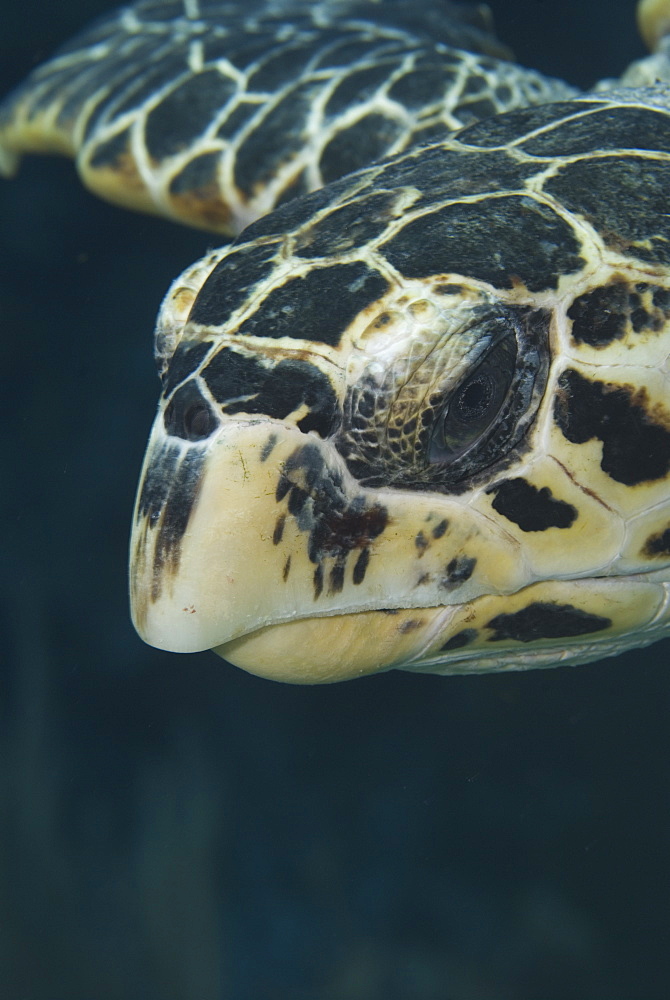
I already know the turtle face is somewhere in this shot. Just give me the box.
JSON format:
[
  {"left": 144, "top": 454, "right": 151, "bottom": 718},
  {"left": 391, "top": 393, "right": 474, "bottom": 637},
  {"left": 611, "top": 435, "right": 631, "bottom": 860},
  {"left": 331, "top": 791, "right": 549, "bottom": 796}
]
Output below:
[
  {"left": 129, "top": 248, "right": 670, "bottom": 681},
  {"left": 131, "top": 96, "right": 670, "bottom": 682},
  {"left": 131, "top": 273, "right": 554, "bottom": 680}
]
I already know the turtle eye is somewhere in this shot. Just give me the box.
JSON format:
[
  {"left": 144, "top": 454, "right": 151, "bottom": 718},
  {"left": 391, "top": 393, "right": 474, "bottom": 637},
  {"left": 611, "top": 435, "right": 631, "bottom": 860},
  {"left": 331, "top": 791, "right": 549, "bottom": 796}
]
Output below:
[{"left": 429, "top": 333, "right": 517, "bottom": 463}]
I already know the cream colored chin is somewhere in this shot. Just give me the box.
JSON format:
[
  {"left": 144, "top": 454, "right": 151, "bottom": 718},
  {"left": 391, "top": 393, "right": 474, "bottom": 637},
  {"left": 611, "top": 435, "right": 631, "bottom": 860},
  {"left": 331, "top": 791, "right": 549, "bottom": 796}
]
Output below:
[{"left": 214, "top": 607, "right": 440, "bottom": 684}]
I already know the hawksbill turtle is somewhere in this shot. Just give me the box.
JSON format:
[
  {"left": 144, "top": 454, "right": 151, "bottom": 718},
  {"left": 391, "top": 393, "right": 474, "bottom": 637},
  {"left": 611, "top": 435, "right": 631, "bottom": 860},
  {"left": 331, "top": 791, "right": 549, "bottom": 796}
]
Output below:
[{"left": 3, "top": 0, "right": 670, "bottom": 683}]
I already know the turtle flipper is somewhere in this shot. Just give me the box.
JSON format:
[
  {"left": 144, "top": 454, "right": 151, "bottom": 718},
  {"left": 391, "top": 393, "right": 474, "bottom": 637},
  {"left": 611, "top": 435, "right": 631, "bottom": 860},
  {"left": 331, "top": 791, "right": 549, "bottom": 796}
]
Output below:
[
  {"left": 0, "top": 49, "right": 86, "bottom": 174},
  {"left": 0, "top": 6, "right": 180, "bottom": 221},
  {"left": 0, "top": 0, "right": 575, "bottom": 234}
]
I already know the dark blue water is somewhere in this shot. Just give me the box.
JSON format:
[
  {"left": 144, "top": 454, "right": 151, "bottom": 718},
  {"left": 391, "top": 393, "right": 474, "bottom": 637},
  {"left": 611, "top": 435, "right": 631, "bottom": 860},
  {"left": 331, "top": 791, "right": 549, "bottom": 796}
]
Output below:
[{"left": 1, "top": 2, "right": 669, "bottom": 997}]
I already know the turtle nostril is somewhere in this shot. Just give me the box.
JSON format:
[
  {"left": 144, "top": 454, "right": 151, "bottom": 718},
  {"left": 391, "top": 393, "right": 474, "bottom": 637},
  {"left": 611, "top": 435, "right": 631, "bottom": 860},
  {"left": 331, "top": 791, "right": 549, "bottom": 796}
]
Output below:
[
  {"left": 183, "top": 403, "right": 217, "bottom": 440},
  {"left": 164, "top": 381, "right": 219, "bottom": 442}
]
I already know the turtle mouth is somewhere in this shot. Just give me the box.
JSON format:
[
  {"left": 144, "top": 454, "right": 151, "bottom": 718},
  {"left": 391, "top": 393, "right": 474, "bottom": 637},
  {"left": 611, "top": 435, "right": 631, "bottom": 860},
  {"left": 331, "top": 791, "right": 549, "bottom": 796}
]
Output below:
[
  {"left": 212, "top": 607, "right": 451, "bottom": 684},
  {"left": 213, "top": 569, "right": 668, "bottom": 683}
]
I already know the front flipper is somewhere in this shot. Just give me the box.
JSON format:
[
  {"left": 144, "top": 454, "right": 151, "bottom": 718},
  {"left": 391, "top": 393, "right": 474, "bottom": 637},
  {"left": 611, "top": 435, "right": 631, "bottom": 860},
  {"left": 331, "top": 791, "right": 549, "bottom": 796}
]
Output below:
[{"left": 0, "top": 0, "right": 575, "bottom": 233}]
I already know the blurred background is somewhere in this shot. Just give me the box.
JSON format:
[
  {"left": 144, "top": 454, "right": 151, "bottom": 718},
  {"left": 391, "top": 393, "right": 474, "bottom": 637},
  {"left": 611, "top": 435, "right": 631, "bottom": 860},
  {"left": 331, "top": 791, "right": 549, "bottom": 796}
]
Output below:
[{"left": 1, "top": 1, "right": 669, "bottom": 997}]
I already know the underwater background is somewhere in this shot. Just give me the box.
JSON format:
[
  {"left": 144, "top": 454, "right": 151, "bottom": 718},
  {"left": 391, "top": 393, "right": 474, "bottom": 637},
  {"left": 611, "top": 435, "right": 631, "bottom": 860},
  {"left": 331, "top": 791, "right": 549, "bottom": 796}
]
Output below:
[{"left": 1, "top": 1, "right": 669, "bottom": 997}]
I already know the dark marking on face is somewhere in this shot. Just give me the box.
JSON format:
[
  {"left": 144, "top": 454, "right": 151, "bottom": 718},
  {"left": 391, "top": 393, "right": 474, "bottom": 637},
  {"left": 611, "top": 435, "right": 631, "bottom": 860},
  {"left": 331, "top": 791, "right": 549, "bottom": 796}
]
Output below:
[
  {"left": 288, "top": 486, "right": 309, "bottom": 517},
  {"left": 203, "top": 349, "right": 339, "bottom": 438},
  {"left": 276, "top": 444, "right": 387, "bottom": 597},
  {"left": 431, "top": 519, "right": 449, "bottom": 540},
  {"left": 136, "top": 443, "right": 179, "bottom": 528},
  {"left": 283, "top": 556, "right": 291, "bottom": 581},
  {"left": 554, "top": 369, "right": 670, "bottom": 485},
  {"left": 488, "top": 478, "right": 577, "bottom": 531},
  {"left": 261, "top": 434, "right": 278, "bottom": 462},
  {"left": 415, "top": 530, "right": 429, "bottom": 555},
  {"left": 154, "top": 452, "right": 206, "bottom": 580},
  {"left": 569, "top": 282, "right": 628, "bottom": 347},
  {"left": 381, "top": 194, "right": 584, "bottom": 291},
  {"left": 487, "top": 601, "right": 611, "bottom": 642},
  {"left": 568, "top": 279, "right": 670, "bottom": 347},
  {"left": 642, "top": 525, "right": 670, "bottom": 558},
  {"left": 234, "top": 262, "right": 390, "bottom": 347},
  {"left": 441, "top": 556, "right": 476, "bottom": 589},
  {"left": 440, "top": 628, "right": 478, "bottom": 652},
  {"left": 273, "top": 513, "right": 286, "bottom": 546},
  {"left": 353, "top": 548, "right": 370, "bottom": 585},
  {"left": 136, "top": 443, "right": 207, "bottom": 602},
  {"left": 398, "top": 618, "right": 424, "bottom": 634},
  {"left": 329, "top": 560, "right": 346, "bottom": 595},
  {"left": 163, "top": 381, "right": 219, "bottom": 442},
  {"left": 313, "top": 501, "right": 386, "bottom": 563},
  {"left": 276, "top": 474, "right": 291, "bottom": 504}
]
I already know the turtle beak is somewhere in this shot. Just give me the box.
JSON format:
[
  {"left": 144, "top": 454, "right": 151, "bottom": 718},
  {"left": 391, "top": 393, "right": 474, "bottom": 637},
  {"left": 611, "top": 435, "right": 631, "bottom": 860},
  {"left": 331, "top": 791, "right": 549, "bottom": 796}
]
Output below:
[
  {"left": 130, "top": 411, "right": 523, "bottom": 682},
  {"left": 130, "top": 415, "right": 316, "bottom": 656}
]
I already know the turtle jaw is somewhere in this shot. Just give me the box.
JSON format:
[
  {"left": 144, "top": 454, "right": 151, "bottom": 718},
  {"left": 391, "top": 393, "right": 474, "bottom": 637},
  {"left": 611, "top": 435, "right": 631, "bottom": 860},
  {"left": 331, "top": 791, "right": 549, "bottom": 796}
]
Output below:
[
  {"left": 129, "top": 411, "right": 526, "bottom": 679},
  {"left": 213, "top": 608, "right": 457, "bottom": 684},
  {"left": 129, "top": 411, "right": 670, "bottom": 684},
  {"left": 211, "top": 572, "right": 668, "bottom": 683}
]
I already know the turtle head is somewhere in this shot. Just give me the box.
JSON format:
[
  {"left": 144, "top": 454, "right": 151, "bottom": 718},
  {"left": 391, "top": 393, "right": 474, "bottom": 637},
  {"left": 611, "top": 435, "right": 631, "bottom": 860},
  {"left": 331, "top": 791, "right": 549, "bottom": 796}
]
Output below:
[
  {"left": 131, "top": 106, "right": 670, "bottom": 682},
  {"left": 130, "top": 241, "right": 552, "bottom": 681}
]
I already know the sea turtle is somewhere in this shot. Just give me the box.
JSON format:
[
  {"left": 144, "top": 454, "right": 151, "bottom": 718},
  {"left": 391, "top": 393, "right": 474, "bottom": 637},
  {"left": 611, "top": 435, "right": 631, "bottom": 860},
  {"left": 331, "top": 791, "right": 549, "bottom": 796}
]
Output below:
[{"left": 3, "top": 0, "right": 670, "bottom": 683}]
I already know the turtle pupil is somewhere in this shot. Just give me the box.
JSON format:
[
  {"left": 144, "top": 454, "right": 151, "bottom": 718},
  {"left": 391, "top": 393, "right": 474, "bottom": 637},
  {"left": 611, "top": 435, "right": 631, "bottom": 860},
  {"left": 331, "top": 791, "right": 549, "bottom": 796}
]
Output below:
[{"left": 456, "top": 376, "right": 494, "bottom": 419}]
